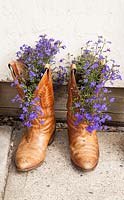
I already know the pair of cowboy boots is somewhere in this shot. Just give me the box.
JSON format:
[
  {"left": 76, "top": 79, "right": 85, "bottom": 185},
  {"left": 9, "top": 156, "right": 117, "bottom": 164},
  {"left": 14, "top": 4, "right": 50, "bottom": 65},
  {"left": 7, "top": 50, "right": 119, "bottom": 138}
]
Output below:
[{"left": 9, "top": 61, "right": 99, "bottom": 172}]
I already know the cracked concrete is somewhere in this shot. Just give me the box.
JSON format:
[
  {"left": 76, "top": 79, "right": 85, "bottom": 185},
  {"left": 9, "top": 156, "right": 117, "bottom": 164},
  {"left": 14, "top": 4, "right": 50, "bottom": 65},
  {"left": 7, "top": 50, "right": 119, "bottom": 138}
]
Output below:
[{"left": 0, "top": 124, "right": 124, "bottom": 200}]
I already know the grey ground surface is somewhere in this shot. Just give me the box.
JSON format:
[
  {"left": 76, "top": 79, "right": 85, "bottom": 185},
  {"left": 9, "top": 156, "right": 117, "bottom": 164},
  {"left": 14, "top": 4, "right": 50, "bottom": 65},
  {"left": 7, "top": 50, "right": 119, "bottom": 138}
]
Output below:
[
  {"left": 0, "top": 126, "right": 12, "bottom": 200},
  {"left": 0, "top": 123, "right": 124, "bottom": 200}
]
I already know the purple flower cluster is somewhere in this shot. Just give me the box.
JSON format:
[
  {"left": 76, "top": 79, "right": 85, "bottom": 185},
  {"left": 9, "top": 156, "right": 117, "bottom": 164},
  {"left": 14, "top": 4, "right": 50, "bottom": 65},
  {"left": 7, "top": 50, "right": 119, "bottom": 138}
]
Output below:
[
  {"left": 54, "top": 63, "right": 68, "bottom": 85},
  {"left": 12, "top": 35, "right": 65, "bottom": 127},
  {"left": 73, "top": 36, "right": 122, "bottom": 132}
]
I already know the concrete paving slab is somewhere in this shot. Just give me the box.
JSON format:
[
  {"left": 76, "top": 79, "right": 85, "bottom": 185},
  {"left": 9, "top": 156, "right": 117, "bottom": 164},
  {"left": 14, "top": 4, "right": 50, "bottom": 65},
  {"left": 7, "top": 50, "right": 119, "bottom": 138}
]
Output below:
[
  {"left": 4, "top": 128, "right": 124, "bottom": 200},
  {"left": 0, "top": 126, "right": 12, "bottom": 200}
]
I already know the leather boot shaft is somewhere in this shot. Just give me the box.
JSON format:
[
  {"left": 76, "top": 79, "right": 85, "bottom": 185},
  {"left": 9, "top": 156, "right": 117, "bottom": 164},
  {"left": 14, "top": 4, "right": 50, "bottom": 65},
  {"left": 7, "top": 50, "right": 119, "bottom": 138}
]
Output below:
[
  {"left": 8, "top": 61, "right": 56, "bottom": 171},
  {"left": 67, "top": 64, "right": 99, "bottom": 171}
]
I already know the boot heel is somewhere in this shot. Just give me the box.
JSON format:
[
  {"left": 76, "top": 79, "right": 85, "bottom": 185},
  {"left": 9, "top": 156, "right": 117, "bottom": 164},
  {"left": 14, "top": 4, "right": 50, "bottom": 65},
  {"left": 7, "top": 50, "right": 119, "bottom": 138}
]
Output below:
[{"left": 48, "top": 128, "right": 56, "bottom": 145}]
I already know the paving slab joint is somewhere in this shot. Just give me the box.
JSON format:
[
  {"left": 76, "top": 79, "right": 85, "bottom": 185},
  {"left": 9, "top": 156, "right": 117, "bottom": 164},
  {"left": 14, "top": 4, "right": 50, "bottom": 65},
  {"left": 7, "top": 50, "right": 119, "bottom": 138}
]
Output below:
[{"left": 2, "top": 127, "right": 16, "bottom": 200}]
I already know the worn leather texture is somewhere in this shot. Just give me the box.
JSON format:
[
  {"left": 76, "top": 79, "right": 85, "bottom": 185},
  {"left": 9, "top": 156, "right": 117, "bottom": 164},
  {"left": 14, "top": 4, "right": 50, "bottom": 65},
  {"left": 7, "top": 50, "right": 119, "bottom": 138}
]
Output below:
[
  {"left": 67, "top": 65, "right": 99, "bottom": 171},
  {"left": 9, "top": 61, "right": 56, "bottom": 171}
]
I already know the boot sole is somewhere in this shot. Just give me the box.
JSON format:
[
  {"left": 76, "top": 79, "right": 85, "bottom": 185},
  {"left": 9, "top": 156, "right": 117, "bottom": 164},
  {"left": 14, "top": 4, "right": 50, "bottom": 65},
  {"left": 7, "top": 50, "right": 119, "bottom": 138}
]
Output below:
[{"left": 16, "top": 128, "right": 56, "bottom": 172}]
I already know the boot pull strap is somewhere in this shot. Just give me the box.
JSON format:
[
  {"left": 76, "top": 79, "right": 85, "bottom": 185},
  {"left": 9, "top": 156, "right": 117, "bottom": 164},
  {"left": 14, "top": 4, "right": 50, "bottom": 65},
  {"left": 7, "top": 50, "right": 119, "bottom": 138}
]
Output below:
[
  {"left": 70, "top": 63, "right": 80, "bottom": 100},
  {"left": 8, "top": 62, "right": 18, "bottom": 79},
  {"left": 44, "top": 64, "right": 50, "bottom": 71},
  {"left": 44, "top": 64, "right": 51, "bottom": 80},
  {"left": 8, "top": 61, "right": 25, "bottom": 99},
  {"left": 71, "top": 63, "right": 76, "bottom": 75},
  {"left": 71, "top": 64, "right": 77, "bottom": 79}
]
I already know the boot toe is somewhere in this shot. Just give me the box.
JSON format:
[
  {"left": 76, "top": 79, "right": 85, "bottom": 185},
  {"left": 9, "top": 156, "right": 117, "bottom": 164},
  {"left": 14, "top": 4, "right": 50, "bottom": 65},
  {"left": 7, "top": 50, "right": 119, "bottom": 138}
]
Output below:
[
  {"left": 72, "top": 154, "right": 98, "bottom": 171},
  {"left": 15, "top": 156, "right": 42, "bottom": 171},
  {"left": 78, "top": 159, "right": 98, "bottom": 171},
  {"left": 15, "top": 158, "right": 35, "bottom": 171}
]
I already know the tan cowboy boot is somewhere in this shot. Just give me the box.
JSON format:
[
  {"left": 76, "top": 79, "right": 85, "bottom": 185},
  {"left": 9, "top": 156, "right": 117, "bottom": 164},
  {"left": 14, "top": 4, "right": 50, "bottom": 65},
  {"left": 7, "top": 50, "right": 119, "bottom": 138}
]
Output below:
[
  {"left": 8, "top": 61, "right": 56, "bottom": 171},
  {"left": 67, "top": 64, "right": 99, "bottom": 171}
]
